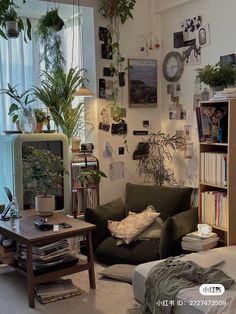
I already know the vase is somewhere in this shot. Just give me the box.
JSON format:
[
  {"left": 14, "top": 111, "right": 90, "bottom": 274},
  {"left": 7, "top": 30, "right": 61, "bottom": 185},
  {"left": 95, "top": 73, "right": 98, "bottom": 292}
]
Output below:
[{"left": 18, "top": 107, "right": 37, "bottom": 134}]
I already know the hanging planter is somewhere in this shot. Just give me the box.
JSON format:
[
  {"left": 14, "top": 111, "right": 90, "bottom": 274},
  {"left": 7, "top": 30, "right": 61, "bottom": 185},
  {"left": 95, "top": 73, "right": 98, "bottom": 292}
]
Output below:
[
  {"left": 37, "top": 8, "right": 65, "bottom": 33},
  {"left": 0, "top": 1, "right": 31, "bottom": 41},
  {"left": 4, "top": 7, "right": 19, "bottom": 38}
]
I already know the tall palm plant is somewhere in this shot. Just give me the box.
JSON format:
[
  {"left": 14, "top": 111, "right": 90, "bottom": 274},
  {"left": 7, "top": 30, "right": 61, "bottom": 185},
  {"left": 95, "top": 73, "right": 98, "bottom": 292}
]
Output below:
[{"left": 34, "top": 68, "right": 85, "bottom": 142}]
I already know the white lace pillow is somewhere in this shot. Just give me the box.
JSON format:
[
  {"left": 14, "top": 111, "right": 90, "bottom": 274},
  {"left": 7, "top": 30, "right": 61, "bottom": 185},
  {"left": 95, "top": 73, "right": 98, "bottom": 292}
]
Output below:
[{"left": 108, "top": 206, "right": 160, "bottom": 245}]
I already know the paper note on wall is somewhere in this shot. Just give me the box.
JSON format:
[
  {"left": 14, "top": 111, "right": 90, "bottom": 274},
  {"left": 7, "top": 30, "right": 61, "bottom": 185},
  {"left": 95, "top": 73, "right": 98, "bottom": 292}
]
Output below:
[{"left": 109, "top": 162, "right": 124, "bottom": 180}]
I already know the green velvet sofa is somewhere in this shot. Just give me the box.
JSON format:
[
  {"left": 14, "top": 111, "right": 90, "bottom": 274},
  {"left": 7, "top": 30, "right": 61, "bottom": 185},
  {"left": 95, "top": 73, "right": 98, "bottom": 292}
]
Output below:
[{"left": 84, "top": 183, "right": 198, "bottom": 265}]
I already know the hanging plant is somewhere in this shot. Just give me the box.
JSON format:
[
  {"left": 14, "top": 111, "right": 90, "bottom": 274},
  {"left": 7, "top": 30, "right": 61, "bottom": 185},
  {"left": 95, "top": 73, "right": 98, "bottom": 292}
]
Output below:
[
  {"left": 36, "top": 9, "right": 65, "bottom": 74},
  {"left": 0, "top": 0, "right": 31, "bottom": 41}
]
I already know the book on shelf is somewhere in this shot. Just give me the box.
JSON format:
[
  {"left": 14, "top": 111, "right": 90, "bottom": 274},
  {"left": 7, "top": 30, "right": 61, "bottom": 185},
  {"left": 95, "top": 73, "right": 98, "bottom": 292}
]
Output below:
[
  {"left": 200, "top": 152, "right": 227, "bottom": 186},
  {"left": 201, "top": 191, "right": 228, "bottom": 229},
  {"left": 196, "top": 105, "right": 228, "bottom": 143}
]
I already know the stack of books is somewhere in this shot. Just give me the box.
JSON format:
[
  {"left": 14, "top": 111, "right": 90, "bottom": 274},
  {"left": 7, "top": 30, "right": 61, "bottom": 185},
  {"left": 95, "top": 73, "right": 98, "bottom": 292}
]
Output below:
[
  {"left": 35, "top": 278, "right": 81, "bottom": 304},
  {"left": 181, "top": 231, "right": 219, "bottom": 252},
  {"left": 15, "top": 239, "right": 78, "bottom": 273}
]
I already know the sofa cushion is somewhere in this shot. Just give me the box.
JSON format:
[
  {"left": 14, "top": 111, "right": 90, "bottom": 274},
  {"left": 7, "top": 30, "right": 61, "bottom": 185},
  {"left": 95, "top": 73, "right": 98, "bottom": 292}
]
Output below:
[
  {"left": 137, "top": 217, "right": 163, "bottom": 240},
  {"left": 125, "top": 183, "right": 193, "bottom": 220},
  {"left": 159, "top": 207, "right": 199, "bottom": 259},
  {"left": 95, "top": 237, "right": 160, "bottom": 265},
  {"left": 108, "top": 207, "right": 160, "bottom": 244},
  {"left": 84, "top": 198, "right": 125, "bottom": 251}
]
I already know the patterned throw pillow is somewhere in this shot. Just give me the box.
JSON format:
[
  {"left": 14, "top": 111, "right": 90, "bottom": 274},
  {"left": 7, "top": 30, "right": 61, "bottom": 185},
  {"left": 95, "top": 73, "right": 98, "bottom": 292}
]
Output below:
[{"left": 108, "top": 206, "right": 160, "bottom": 245}]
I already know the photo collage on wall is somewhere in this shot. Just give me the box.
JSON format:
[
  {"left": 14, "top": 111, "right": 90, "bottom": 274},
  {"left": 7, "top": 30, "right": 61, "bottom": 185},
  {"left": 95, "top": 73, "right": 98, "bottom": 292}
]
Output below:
[{"left": 173, "top": 15, "right": 211, "bottom": 66}]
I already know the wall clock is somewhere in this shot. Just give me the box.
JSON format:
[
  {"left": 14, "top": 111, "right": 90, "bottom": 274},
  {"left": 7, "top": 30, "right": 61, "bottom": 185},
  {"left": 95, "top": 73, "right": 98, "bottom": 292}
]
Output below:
[{"left": 163, "top": 51, "right": 184, "bottom": 82}]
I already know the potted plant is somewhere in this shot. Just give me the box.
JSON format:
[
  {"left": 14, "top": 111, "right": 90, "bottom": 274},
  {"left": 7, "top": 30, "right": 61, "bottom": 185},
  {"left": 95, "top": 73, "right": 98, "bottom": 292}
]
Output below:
[
  {"left": 137, "top": 131, "right": 177, "bottom": 186},
  {"left": 77, "top": 169, "right": 107, "bottom": 188},
  {"left": 33, "top": 68, "right": 87, "bottom": 143},
  {"left": 0, "top": 83, "right": 36, "bottom": 132},
  {"left": 196, "top": 61, "right": 236, "bottom": 90},
  {"left": 34, "top": 108, "right": 47, "bottom": 133},
  {"left": 23, "top": 146, "right": 68, "bottom": 216},
  {"left": 0, "top": 0, "right": 31, "bottom": 41}
]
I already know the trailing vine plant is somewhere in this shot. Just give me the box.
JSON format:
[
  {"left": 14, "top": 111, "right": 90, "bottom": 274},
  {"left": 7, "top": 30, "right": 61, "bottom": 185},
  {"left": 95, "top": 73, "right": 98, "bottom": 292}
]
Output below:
[
  {"left": 99, "top": 0, "right": 136, "bottom": 148},
  {"left": 36, "top": 8, "right": 65, "bottom": 74}
]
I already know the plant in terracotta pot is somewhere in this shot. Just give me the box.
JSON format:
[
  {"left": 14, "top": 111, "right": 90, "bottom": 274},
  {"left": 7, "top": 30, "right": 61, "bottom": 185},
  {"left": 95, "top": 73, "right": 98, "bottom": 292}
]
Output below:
[
  {"left": 23, "top": 146, "right": 68, "bottom": 216},
  {"left": 196, "top": 61, "right": 236, "bottom": 90},
  {"left": 34, "top": 108, "right": 47, "bottom": 133}
]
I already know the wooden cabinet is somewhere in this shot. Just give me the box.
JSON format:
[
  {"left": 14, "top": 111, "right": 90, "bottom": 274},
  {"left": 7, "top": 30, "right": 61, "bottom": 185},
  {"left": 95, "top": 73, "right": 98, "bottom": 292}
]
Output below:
[
  {"left": 198, "top": 99, "right": 236, "bottom": 246},
  {"left": 71, "top": 153, "right": 99, "bottom": 217}
]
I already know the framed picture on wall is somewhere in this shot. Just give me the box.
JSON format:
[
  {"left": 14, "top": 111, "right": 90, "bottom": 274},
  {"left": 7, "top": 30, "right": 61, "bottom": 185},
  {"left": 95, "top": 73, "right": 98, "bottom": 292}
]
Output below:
[{"left": 128, "top": 59, "right": 157, "bottom": 107}]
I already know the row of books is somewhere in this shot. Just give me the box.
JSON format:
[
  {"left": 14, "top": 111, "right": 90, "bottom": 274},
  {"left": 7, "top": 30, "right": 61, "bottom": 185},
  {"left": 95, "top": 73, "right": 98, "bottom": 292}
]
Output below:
[
  {"left": 200, "top": 152, "right": 227, "bottom": 187},
  {"left": 35, "top": 279, "right": 81, "bottom": 304},
  {"left": 201, "top": 191, "right": 228, "bottom": 229},
  {"left": 181, "top": 231, "right": 219, "bottom": 252},
  {"left": 15, "top": 239, "right": 78, "bottom": 273}
]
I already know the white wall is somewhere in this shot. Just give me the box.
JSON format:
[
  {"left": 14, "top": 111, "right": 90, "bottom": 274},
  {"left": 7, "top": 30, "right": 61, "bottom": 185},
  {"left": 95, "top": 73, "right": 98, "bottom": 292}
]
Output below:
[
  {"left": 96, "top": 1, "right": 162, "bottom": 203},
  {"left": 160, "top": 0, "right": 236, "bottom": 187},
  {"left": 55, "top": 0, "right": 162, "bottom": 204},
  {"left": 156, "top": 0, "right": 197, "bottom": 12}
]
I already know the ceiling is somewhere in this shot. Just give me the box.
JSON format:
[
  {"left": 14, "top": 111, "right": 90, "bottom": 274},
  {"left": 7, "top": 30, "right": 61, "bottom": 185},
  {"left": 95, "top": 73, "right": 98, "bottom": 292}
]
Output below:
[{"left": 16, "top": 0, "right": 79, "bottom": 20}]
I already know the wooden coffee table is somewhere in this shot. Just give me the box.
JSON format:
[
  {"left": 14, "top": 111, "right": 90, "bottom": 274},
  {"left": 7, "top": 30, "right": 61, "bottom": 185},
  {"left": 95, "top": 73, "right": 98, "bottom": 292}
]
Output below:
[{"left": 0, "top": 210, "right": 96, "bottom": 308}]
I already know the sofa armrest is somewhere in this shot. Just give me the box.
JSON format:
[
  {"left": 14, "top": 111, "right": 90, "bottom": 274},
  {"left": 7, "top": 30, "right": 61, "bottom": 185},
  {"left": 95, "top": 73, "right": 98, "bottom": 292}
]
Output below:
[
  {"left": 159, "top": 207, "right": 198, "bottom": 259},
  {"left": 84, "top": 198, "right": 125, "bottom": 251}
]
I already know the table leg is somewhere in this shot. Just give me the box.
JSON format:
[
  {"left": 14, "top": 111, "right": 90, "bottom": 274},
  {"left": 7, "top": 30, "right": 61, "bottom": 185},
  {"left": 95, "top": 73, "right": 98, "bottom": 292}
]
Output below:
[
  {"left": 26, "top": 244, "right": 35, "bottom": 308},
  {"left": 86, "top": 230, "right": 96, "bottom": 289}
]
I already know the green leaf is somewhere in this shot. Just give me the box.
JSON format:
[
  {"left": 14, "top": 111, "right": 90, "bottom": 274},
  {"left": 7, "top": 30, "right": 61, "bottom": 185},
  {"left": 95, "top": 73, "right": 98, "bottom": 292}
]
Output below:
[{"left": 0, "top": 29, "right": 8, "bottom": 40}]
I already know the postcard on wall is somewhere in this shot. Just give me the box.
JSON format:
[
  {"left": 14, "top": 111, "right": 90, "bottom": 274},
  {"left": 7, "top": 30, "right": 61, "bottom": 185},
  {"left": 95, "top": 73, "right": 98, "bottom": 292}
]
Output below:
[
  {"left": 181, "top": 15, "right": 202, "bottom": 46},
  {"left": 196, "top": 24, "right": 211, "bottom": 48},
  {"left": 175, "top": 130, "right": 185, "bottom": 151},
  {"left": 184, "top": 125, "right": 192, "bottom": 141},
  {"left": 128, "top": 59, "right": 157, "bottom": 107},
  {"left": 109, "top": 162, "right": 124, "bottom": 180}
]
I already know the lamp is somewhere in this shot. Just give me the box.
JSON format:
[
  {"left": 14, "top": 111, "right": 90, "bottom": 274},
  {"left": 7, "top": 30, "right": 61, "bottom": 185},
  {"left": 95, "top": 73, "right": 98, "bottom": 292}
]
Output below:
[{"left": 74, "top": 82, "right": 94, "bottom": 97}]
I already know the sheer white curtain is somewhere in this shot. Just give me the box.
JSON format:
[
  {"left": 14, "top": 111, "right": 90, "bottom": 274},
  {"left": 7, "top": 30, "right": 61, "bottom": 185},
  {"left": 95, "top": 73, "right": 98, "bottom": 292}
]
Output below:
[
  {"left": 0, "top": 20, "right": 40, "bottom": 133},
  {"left": 62, "top": 14, "right": 83, "bottom": 71}
]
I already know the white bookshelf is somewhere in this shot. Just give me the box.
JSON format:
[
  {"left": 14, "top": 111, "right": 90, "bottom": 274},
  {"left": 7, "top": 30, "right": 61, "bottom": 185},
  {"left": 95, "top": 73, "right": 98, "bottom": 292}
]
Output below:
[{"left": 198, "top": 99, "right": 236, "bottom": 246}]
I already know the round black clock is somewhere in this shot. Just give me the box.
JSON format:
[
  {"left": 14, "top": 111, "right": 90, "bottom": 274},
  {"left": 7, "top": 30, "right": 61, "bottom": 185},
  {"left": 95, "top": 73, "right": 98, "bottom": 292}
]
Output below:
[{"left": 163, "top": 51, "right": 184, "bottom": 82}]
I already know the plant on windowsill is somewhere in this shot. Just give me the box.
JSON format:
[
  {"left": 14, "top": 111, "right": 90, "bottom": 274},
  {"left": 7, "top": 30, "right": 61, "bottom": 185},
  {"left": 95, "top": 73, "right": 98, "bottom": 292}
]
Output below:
[
  {"left": 137, "top": 131, "right": 177, "bottom": 186},
  {"left": 195, "top": 61, "right": 236, "bottom": 91},
  {"left": 0, "top": 83, "right": 36, "bottom": 132},
  {"left": 34, "top": 108, "right": 47, "bottom": 133},
  {"left": 0, "top": 0, "right": 31, "bottom": 41},
  {"left": 23, "top": 146, "right": 68, "bottom": 216},
  {"left": 99, "top": 0, "right": 136, "bottom": 149},
  {"left": 33, "top": 67, "right": 88, "bottom": 144}
]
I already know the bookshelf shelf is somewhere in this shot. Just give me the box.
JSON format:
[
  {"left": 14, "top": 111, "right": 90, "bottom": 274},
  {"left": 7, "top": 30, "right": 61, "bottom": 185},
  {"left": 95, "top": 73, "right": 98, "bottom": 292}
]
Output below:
[
  {"left": 200, "top": 142, "right": 228, "bottom": 147},
  {"left": 200, "top": 182, "right": 228, "bottom": 190},
  {"left": 198, "top": 98, "right": 236, "bottom": 246}
]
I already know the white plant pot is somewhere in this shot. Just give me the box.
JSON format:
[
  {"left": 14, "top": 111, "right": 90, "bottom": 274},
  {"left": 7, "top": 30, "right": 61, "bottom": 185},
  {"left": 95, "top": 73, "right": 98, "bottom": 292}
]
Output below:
[{"left": 35, "top": 195, "right": 55, "bottom": 217}]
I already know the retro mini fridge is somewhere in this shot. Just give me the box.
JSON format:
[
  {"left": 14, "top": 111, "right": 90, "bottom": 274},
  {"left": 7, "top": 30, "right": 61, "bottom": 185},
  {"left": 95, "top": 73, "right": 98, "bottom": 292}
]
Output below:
[{"left": 0, "top": 133, "right": 70, "bottom": 212}]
